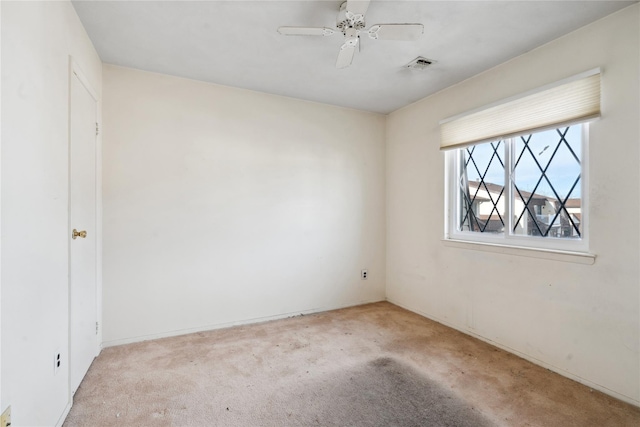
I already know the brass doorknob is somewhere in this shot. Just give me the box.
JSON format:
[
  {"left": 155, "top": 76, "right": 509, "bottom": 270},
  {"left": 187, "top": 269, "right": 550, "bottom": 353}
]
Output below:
[{"left": 72, "top": 229, "right": 87, "bottom": 239}]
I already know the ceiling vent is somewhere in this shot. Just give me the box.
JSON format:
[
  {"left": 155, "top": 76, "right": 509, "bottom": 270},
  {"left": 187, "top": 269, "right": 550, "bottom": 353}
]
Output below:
[{"left": 406, "top": 57, "right": 435, "bottom": 70}]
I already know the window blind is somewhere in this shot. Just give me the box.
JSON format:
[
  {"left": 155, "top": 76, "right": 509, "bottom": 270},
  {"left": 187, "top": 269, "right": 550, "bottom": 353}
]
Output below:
[{"left": 440, "top": 70, "right": 601, "bottom": 150}]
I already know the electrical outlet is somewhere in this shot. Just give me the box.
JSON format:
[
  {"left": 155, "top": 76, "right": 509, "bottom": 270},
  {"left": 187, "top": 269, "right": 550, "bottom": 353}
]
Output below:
[
  {"left": 1, "top": 405, "right": 11, "bottom": 427},
  {"left": 54, "top": 351, "right": 61, "bottom": 375},
  {"left": 361, "top": 269, "right": 368, "bottom": 280}
]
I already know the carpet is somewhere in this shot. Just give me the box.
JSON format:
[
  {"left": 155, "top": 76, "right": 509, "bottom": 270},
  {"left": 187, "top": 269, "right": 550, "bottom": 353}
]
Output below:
[
  {"left": 253, "top": 356, "right": 491, "bottom": 426},
  {"left": 64, "top": 302, "right": 640, "bottom": 426}
]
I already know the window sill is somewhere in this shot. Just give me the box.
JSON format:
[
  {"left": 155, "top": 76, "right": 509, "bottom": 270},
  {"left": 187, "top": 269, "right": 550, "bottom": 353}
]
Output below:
[{"left": 441, "top": 239, "right": 596, "bottom": 265}]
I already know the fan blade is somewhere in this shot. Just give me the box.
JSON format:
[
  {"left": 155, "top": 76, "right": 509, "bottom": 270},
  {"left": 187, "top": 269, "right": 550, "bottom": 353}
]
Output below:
[
  {"left": 278, "top": 27, "right": 335, "bottom": 36},
  {"left": 346, "top": 0, "right": 370, "bottom": 16},
  {"left": 336, "top": 43, "right": 357, "bottom": 69},
  {"left": 368, "top": 24, "right": 424, "bottom": 40}
]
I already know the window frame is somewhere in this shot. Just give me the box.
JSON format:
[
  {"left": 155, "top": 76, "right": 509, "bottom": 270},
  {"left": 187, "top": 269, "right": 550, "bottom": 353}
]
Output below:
[{"left": 445, "top": 123, "right": 589, "bottom": 253}]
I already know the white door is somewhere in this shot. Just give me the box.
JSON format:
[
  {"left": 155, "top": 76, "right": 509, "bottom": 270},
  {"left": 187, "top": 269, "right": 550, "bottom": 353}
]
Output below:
[{"left": 69, "top": 67, "right": 98, "bottom": 394}]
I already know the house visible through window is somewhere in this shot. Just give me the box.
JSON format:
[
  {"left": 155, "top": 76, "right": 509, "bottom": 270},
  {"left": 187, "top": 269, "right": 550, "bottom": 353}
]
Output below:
[{"left": 452, "top": 125, "right": 586, "bottom": 250}]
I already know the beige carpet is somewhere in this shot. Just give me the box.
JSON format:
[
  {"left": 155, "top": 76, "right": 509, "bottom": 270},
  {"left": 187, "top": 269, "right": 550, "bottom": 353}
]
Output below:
[{"left": 64, "top": 302, "right": 640, "bottom": 426}]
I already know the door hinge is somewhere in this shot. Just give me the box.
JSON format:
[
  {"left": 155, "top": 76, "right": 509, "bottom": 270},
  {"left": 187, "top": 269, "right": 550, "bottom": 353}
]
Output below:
[
  {"left": 96, "top": 122, "right": 99, "bottom": 136},
  {"left": 96, "top": 321, "right": 99, "bottom": 335}
]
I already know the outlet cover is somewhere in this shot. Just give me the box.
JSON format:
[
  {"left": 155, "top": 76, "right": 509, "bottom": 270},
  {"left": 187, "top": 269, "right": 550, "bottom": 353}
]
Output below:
[{"left": 1, "top": 405, "right": 11, "bottom": 427}]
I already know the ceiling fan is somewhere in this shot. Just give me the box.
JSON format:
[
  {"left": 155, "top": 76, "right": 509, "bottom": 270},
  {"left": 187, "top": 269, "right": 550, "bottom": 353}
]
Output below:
[{"left": 278, "top": 0, "right": 424, "bottom": 69}]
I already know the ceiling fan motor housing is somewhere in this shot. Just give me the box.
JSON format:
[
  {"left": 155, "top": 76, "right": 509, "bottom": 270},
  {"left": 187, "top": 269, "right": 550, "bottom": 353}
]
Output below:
[{"left": 337, "top": 1, "right": 365, "bottom": 33}]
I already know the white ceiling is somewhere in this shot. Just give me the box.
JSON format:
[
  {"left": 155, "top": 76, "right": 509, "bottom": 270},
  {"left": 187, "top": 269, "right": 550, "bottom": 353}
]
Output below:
[{"left": 72, "top": 0, "right": 635, "bottom": 114}]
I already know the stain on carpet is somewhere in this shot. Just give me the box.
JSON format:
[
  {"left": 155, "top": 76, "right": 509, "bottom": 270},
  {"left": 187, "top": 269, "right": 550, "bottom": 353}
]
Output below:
[{"left": 256, "top": 357, "right": 492, "bottom": 426}]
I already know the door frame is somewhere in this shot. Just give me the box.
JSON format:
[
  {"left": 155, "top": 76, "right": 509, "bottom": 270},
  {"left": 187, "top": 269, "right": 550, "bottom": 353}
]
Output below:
[{"left": 67, "top": 57, "right": 102, "bottom": 400}]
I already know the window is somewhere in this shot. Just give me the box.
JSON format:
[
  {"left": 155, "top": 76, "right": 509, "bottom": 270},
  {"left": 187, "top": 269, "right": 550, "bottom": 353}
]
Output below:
[
  {"left": 447, "top": 124, "right": 587, "bottom": 251},
  {"left": 441, "top": 69, "right": 600, "bottom": 253}
]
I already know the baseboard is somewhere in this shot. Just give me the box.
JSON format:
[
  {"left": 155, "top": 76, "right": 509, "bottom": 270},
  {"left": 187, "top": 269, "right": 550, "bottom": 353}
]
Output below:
[
  {"left": 102, "top": 298, "right": 386, "bottom": 348},
  {"left": 386, "top": 297, "right": 640, "bottom": 408},
  {"left": 55, "top": 402, "right": 72, "bottom": 427}
]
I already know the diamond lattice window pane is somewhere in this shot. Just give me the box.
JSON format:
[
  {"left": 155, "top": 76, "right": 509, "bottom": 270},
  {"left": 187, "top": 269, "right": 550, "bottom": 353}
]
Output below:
[
  {"left": 459, "top": 141, "right": 505, "bottom": 234},
  {"left": 512, "top": 127, "right": 582, "bottom": 239},
  {"left": 545, "top": 145, "right": 581, "bottom": 200}
]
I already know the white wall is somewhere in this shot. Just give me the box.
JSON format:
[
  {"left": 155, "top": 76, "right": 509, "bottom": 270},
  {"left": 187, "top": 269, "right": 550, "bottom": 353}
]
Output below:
[
  {"left": 0, "top": 0, "right": 4, "bottom": 412},
  {"left": 1, "top": 1, "right": 102, "bottom": 425},
  {"left": 386, "top": 5, "right": 639, "bottom": 405},
  {"left": 102, "top": 65, "right": 386, "bottom": 345}
]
